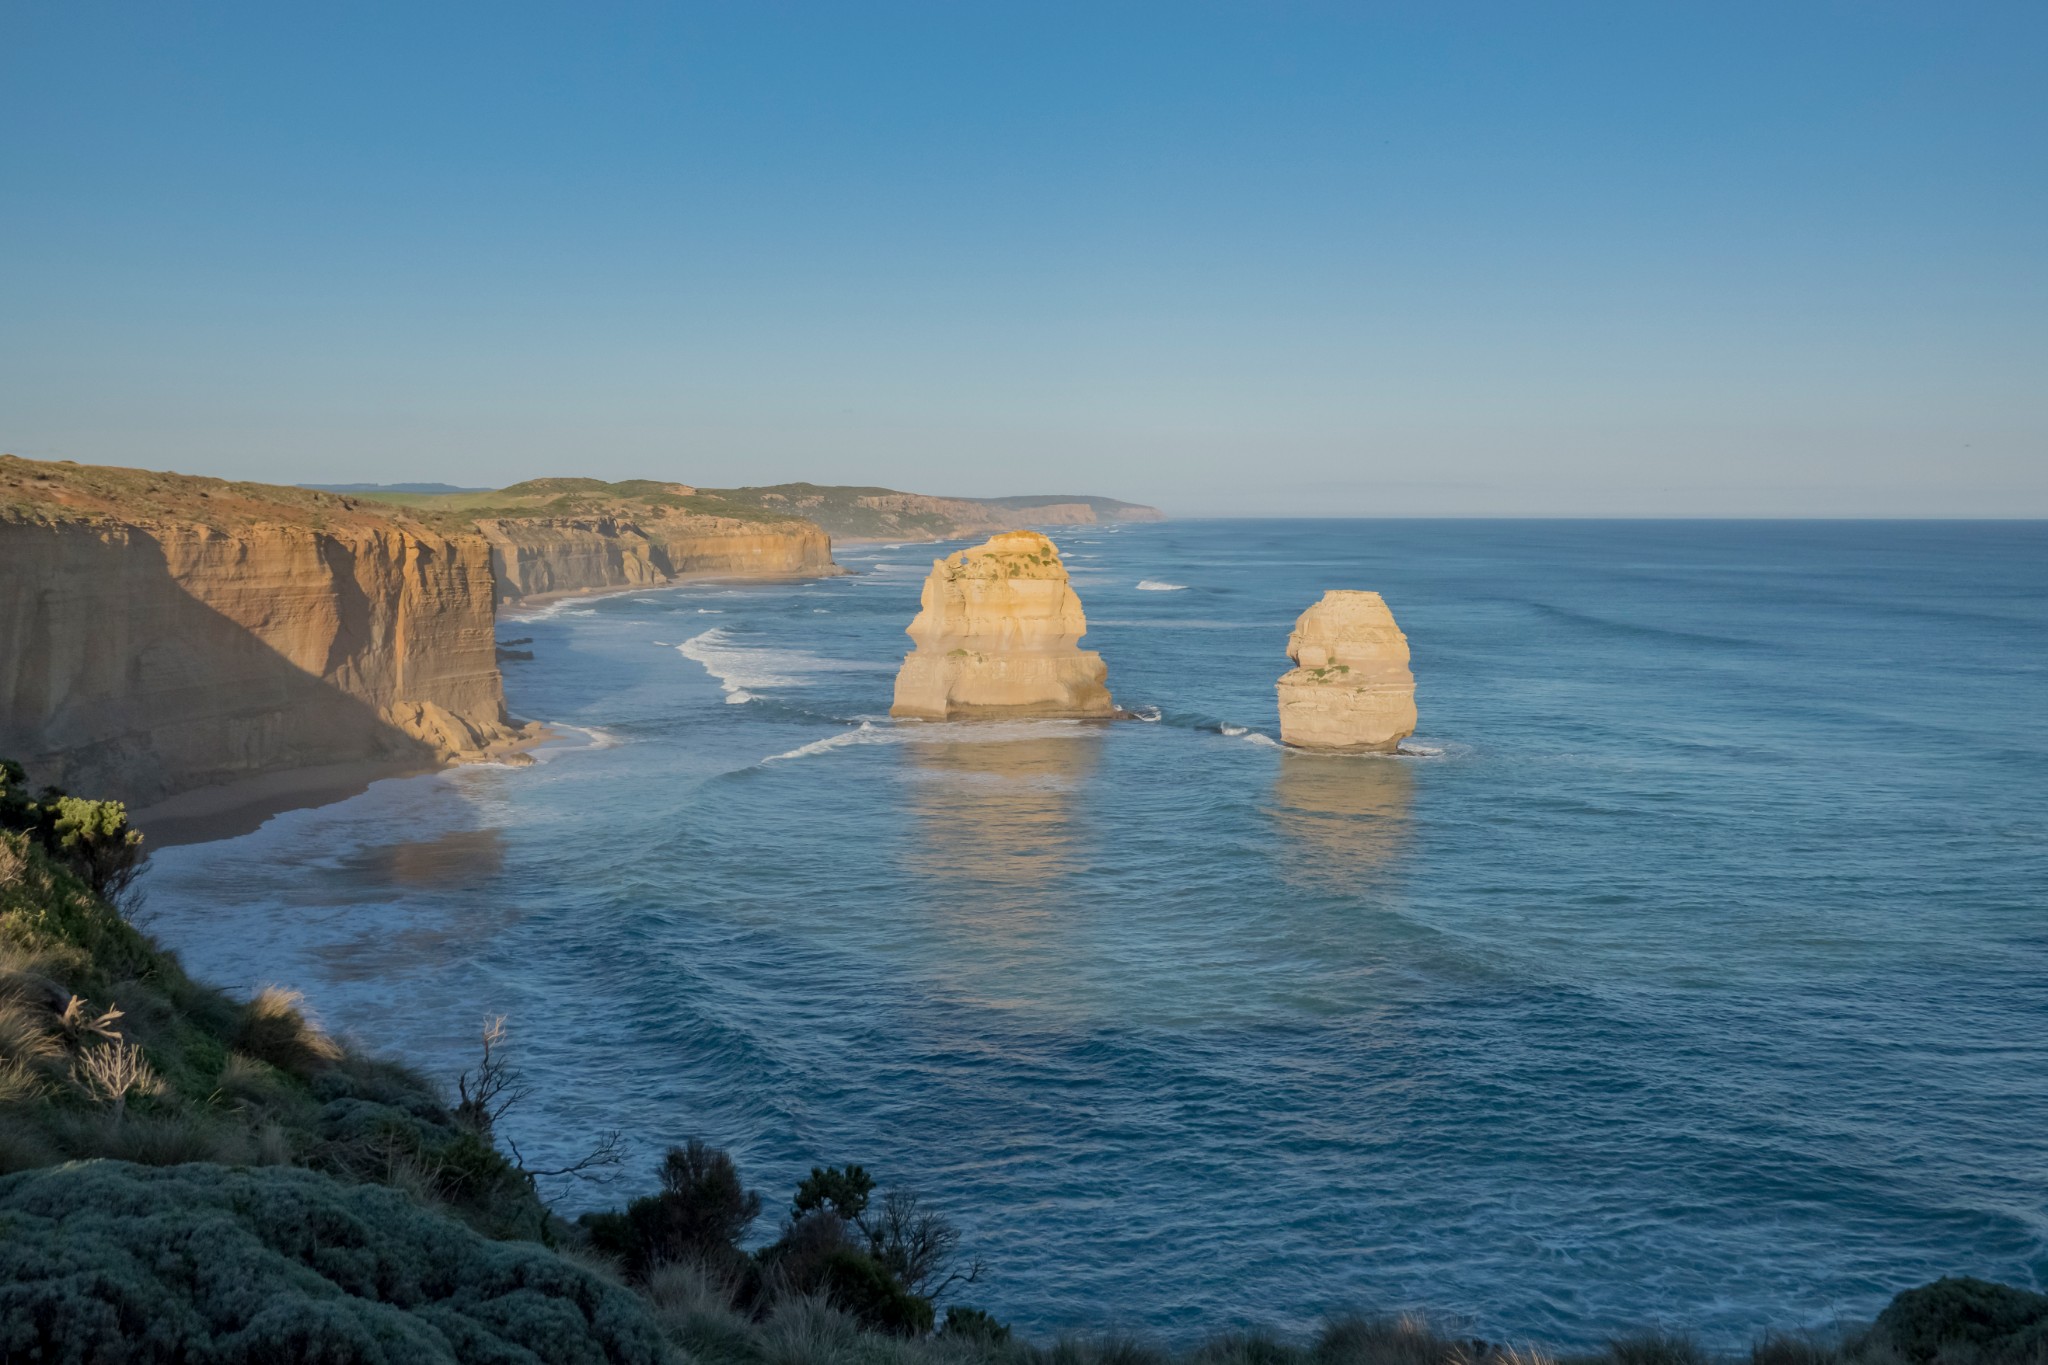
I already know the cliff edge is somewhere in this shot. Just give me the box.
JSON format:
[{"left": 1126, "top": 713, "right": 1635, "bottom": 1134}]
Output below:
[
  {"left": 350, "top": 478, "right": 838, "bottom": 603},
  {"left": 0, "top": 456, "right": 531, "bottom": 806},
  {"left": 890, "top": 530, "right": 1115, "bottom": 719}
]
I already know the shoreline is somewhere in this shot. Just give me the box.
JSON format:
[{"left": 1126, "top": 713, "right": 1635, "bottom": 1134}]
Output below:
[
  {"left": 131, "top": 565, "right": 859, "bottom": 850},
  {"left": 133, "top": 721, "right": 555, "bottom": 849},
  {"left": 496, "top": 562, "right": 849, "bottom": 614}
]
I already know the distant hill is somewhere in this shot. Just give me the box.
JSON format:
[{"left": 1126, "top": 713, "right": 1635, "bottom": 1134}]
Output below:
[
  {"left": 300, "top": 482, "right": 492, "bottom": 495},
  {"left": 698, "top": 483, "right": 1164, "bottom": 541},
  {"left": 296, "top": 476, "right": 1163, "bottom": 542},
  {"left": 977, "top": 494, "right": 1164, "bottom": 518}
]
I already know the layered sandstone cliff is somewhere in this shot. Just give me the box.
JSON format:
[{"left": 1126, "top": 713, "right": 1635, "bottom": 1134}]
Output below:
[
  {"left": 890, "top": 531, "right": 1115, "bottom": 719},
  {"left": 1275, "top": 590, "right": 1417, "bottom": 752},
  {"left": 0, "top": 457, "right": 528, "bottom": 807},
  {"left": 481, "top": 514, "right": 834, "bottom": 604}
]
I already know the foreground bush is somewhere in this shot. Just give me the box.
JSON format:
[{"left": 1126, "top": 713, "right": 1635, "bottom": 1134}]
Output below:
[
  {"left": 0, "top": 759, "right": 145, "bottom": 902},
  {"left": 0, "top": 813, "right": 547, "bottom": 1239},
  {"left": 0, "top": 1160, "right": 673, "bottom": 1364},
  {"left": 1872, "top": 1278, "right": 2048, "bottom": 1365}
]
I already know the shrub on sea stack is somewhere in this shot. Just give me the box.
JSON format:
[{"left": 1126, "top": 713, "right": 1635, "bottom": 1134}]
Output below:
[{"left": 0, "top": 1160, "right": 674, "bottom": 1365}]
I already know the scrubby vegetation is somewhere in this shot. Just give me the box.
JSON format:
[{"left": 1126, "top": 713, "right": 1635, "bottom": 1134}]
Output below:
[
  {"left": 0, "top": 776, "right": 546, "bottom": 1237},
  {"left": 0, "top": 1162, "right": 669, "bottom": 1364},
  {"left": 579, "top": 1150, "right": 984, "bottom": 1339},
  {"left": 0, "top": 759, "right": 2041, "bottom": 1363}
]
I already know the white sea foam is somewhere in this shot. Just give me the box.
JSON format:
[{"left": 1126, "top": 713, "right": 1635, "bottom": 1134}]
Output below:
[
  {"left": 697, "top": 608, "right": 723, "bottom": 614},
  {"left": 1132, "top": 705, "right": 1163, "bottom": 722},
  {"left": 763, "top": 721, "right": 892, "bottom": 763},
  {"left": 677, "top": 628, "right": 884, "bottom": 704},
  {"left": 1218, "top": 724, "right": 1282, "bottom": 747},
  {"left": 1091, "top": 618, "right": 1249, "bottom": 630},
  {"left": 534, "top": 723, "right": 622, "bottom": 759},
  {"left": 761, "top": 716, "right": 1094, "bottom": 766},
  {"left": 1136, "top": 580, "right": 1188, "bottom": 592},
  {"left": 504, "top": 597, "right": 585, "bottom": 622}
]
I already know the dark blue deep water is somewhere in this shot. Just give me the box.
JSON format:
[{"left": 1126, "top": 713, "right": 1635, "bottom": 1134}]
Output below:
[{"left": 145, "top": 520, "right": 2048, "bottom": 1347}]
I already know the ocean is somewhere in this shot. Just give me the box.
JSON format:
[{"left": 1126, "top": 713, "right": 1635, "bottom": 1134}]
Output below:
[{"left": 142, "top": 519, "right": 2048, "bottom": 1348}]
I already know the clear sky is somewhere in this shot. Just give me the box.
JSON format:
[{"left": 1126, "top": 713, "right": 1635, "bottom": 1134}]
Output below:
[{"left": 3, "top": 3, "right": 2043, "bottom": 516}]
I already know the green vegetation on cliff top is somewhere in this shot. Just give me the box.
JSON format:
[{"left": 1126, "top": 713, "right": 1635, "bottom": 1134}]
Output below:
[
  {"left": 344, "top": 478, "right": 1161, "bottom": 540},
  {"left": 0, "top": 457, "right": 816, "bottom": 536},
  {"left": 4, "top": 455, "right": 1160, "bottom": 543}
]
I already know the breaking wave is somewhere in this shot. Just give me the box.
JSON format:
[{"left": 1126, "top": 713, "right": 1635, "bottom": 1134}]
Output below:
[
  {"left": 1136, "top": 580, "right": 1187, "bottom": 592},
  {"left": 764, "top": 721, "right": 892, "bottom": 763},
  {"left": 676, "top": 629, "right": 885, "bottom": 704}
]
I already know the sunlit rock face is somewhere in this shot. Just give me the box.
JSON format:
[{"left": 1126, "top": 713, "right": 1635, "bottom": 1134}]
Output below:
[
  {"left": 889, "top": 531, "right": 1115, "bottom": 719},
  {"left": 1275, "top": 590, "right": 1417, "bottom": 752}
]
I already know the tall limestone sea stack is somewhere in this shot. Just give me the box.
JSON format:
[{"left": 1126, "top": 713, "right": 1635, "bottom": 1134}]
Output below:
[
  {"left": 1275, "top": 590, "right": 1417, "bottom": 752},
  {"left": 890, "top": 531, "right": 1116, "bottom": 719}
]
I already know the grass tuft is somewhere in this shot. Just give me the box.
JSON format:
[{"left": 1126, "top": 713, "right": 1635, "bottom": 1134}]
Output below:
[{"left": 233, "top": 985, "right": 344, "bottom": 1077}]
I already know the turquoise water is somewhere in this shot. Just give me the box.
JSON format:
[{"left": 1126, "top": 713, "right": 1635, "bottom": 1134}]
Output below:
[{"left": 144, "top": 520, "right": 2048, "bottom": 1347}]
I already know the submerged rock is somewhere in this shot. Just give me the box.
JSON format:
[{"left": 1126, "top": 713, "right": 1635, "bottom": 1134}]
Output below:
[
  {"left": 889, "top": 531, "right": 1115, "bottom": 719},
  {"left": 1275, "top": 590, "right": 1417, "bottom": 752}
]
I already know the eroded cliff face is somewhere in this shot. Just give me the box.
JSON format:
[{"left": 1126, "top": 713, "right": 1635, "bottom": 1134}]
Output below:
[
  {"left": 1274, "top": 590, "right": 1417, "bottom": 753},
  {"left": 481, "top": 515, "right": 835, "bottom": 603},
  {"left": 890, "top": 531, "right": 1115, "bottom": 719},
  {"left": 0, "top": 457, "right": 528, "bottom": 806}
]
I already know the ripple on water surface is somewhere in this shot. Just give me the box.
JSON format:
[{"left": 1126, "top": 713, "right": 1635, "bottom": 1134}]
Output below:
[{"left": 142, "top": 520, "right": 2048, "bottom": 1347}]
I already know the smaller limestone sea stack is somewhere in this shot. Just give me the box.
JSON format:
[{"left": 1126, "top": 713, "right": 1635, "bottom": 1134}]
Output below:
[
  {"left": 1275, "top": 590, "right": 1417, "bottom": 752},
  {"left": 890, "top": 531, "right": 1115, "bottom": 719}
]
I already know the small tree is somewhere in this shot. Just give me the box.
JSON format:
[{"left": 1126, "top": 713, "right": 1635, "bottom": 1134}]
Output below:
[
  {"left": 0, "top": 761, "right": 147, "bottom": 906},
  {"left": 49, "top": 796, "right": 145, "bottom": 902},
  {"left": 864, "top": 1188, "right": 983, "bottom": 1301},
  {"left": 792, "top": 1163, "right": 874, "bottom": 1222},
  {"left": 585, "top": 1140, "right": 763, "bottom": 1280}
]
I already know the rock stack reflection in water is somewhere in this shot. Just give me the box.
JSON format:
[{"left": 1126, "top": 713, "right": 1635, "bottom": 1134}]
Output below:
[
  {"left": 1268, "top": 751, "right": 1414, "bottom": 894},
  {"left": 901, "top": 726, "right": 1100, "bottom": 893}
]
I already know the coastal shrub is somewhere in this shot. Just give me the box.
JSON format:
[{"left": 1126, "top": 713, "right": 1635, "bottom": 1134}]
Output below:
[
  {"left": 942, "top": 1306, "right": 1013, "bottom": 1345},
  {"left": 868, "top": 1187, "right": 984, "bottom": 1299},
  {"left": 1310, "top": 1316, "right": 1501, "bottom": 1365},
  {"left": 1749, "top": 1335, "right": 1837, "bottom": 1365},
  {"left": 1603, "top": 1335, "right": 1708, "bottom": 1365},
  {"left": 1870, "top": 1278, "right": 2048, "bottom": 1364},
  {"left": 815, "top": 1246, "right": 937, "bottom": 1337},
  {"left": 0, "top": 761, "right": 145, "bottom": 903},
  {"left": 0, "top": 1160, "right": 674, "bottom": 1365},
  {"left": 587, "top": 1139, "right": 765, "bottom": 1282},
  {"left": 794, "top": 1161, "right": 877, "bottom": 1222},
  {"left": 48, "top": 794, "right": 147, "bottom": 902}
]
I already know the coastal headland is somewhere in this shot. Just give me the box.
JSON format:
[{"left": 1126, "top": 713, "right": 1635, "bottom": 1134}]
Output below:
[{"left": 0, "top": 455, "right": 1160, "bottom": 821}]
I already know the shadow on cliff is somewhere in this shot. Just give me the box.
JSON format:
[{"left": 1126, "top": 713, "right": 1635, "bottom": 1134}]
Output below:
[{"left": 2, "top": 524, "right": 445, "bottom": 816}]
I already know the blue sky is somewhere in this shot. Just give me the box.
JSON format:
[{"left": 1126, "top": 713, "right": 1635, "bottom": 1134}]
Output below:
[{"left": 3, "top": 2, "right": 2042, "bottom": 515}]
